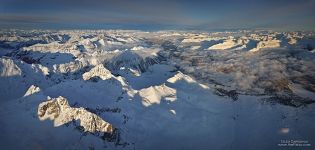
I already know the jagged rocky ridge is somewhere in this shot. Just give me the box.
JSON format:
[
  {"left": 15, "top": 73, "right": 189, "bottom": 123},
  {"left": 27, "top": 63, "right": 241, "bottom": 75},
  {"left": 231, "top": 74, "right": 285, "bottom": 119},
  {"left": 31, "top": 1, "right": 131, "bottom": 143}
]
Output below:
[{"left": 38, "top": 96, "right": 114, "bottom": 133}]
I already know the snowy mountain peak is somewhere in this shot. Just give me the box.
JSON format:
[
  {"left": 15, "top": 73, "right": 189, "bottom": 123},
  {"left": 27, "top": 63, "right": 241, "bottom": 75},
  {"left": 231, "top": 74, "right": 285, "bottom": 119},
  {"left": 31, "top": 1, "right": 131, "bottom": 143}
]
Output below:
[
  {"left": 82, "top": 64, "right": 112, "bottom": 81},
  {"left": 208, "top": 39, "right": 238, "bottom": 50},
  {"left": 23, "top": 85, "right": 41, "bottom": 97},
  {"left": 38, "top": 96, "right": 114, "bottom": 133},
  {"left": 139, "top": 84, "right": 177, "bottom": 107},
  {"left": 0, "top": 57, "right": 21, "bottom": 76},
  {"left": 167, "top": 71, "right": 195, "bottom": 83}
]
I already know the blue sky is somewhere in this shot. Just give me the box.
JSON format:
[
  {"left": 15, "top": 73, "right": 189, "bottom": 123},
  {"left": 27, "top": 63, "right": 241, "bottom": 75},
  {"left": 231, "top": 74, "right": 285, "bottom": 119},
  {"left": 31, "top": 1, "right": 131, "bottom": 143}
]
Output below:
[{"left": 0, "top": 0, "right": 314, "bottom": 30}]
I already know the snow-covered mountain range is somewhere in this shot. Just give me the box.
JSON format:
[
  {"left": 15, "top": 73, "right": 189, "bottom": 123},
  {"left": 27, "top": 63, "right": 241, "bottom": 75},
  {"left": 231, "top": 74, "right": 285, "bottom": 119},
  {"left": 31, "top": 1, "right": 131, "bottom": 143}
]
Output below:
[{"left": 0, "top": 29, "right": 315, "bottom": 150}]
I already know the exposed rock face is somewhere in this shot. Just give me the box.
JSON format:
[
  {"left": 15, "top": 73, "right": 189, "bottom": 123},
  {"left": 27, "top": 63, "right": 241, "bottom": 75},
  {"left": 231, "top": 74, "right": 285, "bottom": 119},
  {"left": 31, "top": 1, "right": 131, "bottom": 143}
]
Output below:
[
  {"left": 106, "top": 50, "right": 163, "bottom": 73},
  {"left": 82, "top": 64, "right": 112, "bottom": 81},
  {"left": 53, "top": 61, "right": 87, "bottom": 74},
  {"left": 38, "top": 96, "right": 113, "bottom": 133}
]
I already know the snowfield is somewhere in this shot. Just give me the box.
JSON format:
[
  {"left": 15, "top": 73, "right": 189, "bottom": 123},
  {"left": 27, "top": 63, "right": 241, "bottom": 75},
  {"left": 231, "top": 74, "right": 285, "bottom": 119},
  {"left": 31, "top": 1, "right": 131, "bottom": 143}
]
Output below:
[{"left": 0, "top": 29, "right": 315, "bottom": 150}]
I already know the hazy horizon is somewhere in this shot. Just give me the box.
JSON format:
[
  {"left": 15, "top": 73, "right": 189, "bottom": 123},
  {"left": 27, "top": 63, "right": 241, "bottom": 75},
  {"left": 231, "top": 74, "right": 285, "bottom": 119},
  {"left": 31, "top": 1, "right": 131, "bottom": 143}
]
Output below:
[{"left": 1, "top": 0, "right": 315, "bottom": 31}]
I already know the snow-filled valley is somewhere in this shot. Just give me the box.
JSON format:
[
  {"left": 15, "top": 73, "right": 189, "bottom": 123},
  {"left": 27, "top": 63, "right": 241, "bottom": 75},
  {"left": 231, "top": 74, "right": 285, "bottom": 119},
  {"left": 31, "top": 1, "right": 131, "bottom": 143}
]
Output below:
[{"left": 0, "top": 29, "right": 315, "bottom": 150}]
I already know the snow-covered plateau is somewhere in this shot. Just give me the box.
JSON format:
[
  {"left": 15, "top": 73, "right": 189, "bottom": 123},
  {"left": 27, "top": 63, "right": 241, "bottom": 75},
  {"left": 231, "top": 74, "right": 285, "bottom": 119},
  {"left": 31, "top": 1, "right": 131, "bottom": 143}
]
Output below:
[{"left": 0, "top": 29, "right": 315, "bottom": 150}]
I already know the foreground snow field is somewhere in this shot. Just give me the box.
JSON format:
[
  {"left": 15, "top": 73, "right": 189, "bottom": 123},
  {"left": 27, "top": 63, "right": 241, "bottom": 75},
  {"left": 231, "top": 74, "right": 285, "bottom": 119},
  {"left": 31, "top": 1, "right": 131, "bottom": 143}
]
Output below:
[{"left": 0, "top": 30, "right": 315, "bottom": 150}]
